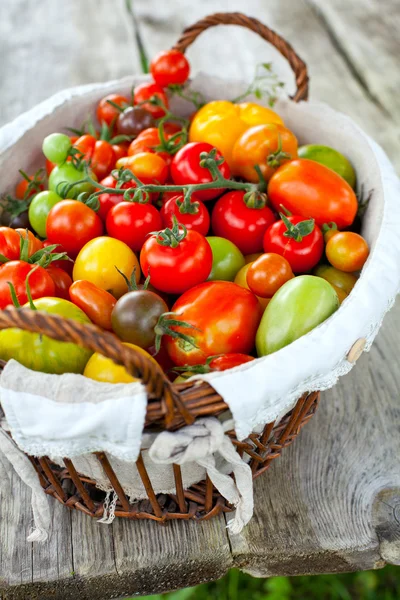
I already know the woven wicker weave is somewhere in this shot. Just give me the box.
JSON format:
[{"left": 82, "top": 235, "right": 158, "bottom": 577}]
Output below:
[{"left": 0, "top": 12, "right": 317, "bottom": 523}]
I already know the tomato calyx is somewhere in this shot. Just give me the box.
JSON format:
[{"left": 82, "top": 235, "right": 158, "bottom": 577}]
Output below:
[
  {"left": 153, "top": 216, "right": 188, "bottom": 248},
  {"left": 172, "top": 354, "right": 221, "bottom": 376},
  {"left": 243, "top": 189, "right": 269, "bottom": 210},
  {"left": 280, "top": 212, "right": 315, "bottom": 243},
  {"left": 154, "top": 311, "right": 200, "bottom": 354},
  {"left": 267, "top": 133, "right": 292, "bottom": 168},
  {"left": 115, "top": 266, "right": 150, "bottom": 292},
  {"left": 0, "top": 232, "right": 70, "bottom": 268},
  {"left": 322, "top": 222, "right": 338, "bottom": 243},
  {"left": 175, "top": 191, "right": 200, "bottom": 215},
  {"left": 154, "top": 119, "right": 187, "bottom": 156}
]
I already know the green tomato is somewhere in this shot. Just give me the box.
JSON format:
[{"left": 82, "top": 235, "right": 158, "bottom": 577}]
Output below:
[
  {"left": 28, "top": 190, "right": 62, "bottom": 237},
  {"left": 207, "top": 236, "right": 245, "bottom": 282},
  {"left": 0, "top": 297, "right": 93, "bottom": 374},
  {"left": 42, "top": 133, "right": 72, "bottom": 164},
  {"left": 298, "top": 144, "right": 356, "bottom": 189},
  {"left": 49, "top": 163, "right": 97, "bottom": 199},
  {"left": 256, "top": 275, "right": 339, "bottom": 356}
]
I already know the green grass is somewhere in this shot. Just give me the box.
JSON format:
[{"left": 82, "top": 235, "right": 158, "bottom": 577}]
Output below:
[{"left": 142, "top": 566, "right": 400, "bottom": 600}]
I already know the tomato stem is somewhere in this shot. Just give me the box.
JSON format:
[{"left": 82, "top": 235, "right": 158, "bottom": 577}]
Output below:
[
  {"left": 267, "top": 133, "right": 291, "bottom": 168},
  {"left": 153, "top": 215, "right": 187, "bottom": 248}
]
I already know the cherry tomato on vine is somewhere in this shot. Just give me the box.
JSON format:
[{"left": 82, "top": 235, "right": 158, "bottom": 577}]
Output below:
[
  {"left": 97, "top": 175, "right": 136, "bottom": 221},
  {"left": 112, "top": 142, "right": 130, "bottom": 162},
  {"left": 212, "top": 190, "right": 276, "bottom": 254},
  {"left": 165, "top": 281, "right": 262, "bottom": 366},
  {"left": 46, "top": 266, "right": 72, "bottom": 300},
  {"left": 170, "top": 142, "right": 230, "bottom": 201},
  {"left": 15, "top": 171, "right": 45, "bottom": 200},
  {"left": 246, "top": 253, "right": 294, "bottom": 298},
  {"left": 133, "top": 82, "right": 169, "bottom": 119},
  {"left": 73, "top": 237, "right": 140, "bottom": 298},
  {"left": 326, "top": 231, "right": 369, "bottom": 272},
  {"left": 73, "top": 135, "right": 115, "bottom": 180},
  {"left": 106, "top": 201, "right": 162, "bottom": 252},
  {"left": 140, "top": 220, "right": 212, "bottom": 294},
  {"left": 48, "top": 162, "right": 96, "bottom": 199},
  {"left": 263, "top": 214, "right": 324, "bottom": 274},
  {"left": 268, "top": 159, "right": 358, "bottom": 229},
  {"left": 46, "top": 200, "right": 104, "bottom": 258},
  {"left": 150, "top": 49, "right": 190, "bottom": 87},
  {"left": 28, "top": 190, "right": 62, "bottom": 238},
  {"left": 69, "top": 280, "right": 117, "bottom": 330},
  {"left": 42, "top": 133, "right": 72, "bottom": 165},
  {"left": 0, "top": 262, "right": 55, "bottom": 309},
  {"left": 160, "top": 194, "right": 210, "bottom": 236},
  {"left": 116, "top": 152, "right": 168, "bottom": 185},
  {"left": 232, "top": 123, "right": 298, "bottom": 182},
  {"left": 128, "top": 127, "right": 184, "bottom": 166},
  {"left": 96, "top": 93, "right": 129, "bottom": 125}
]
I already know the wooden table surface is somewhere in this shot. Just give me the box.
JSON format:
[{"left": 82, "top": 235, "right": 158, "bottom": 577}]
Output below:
[{"left": 1, "top": 1, "right": 400, "bottom": 598}]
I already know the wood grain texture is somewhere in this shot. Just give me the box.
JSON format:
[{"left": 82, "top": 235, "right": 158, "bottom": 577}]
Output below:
[{"left": 0, "top": 0, "right": 399, "bottom": 597}]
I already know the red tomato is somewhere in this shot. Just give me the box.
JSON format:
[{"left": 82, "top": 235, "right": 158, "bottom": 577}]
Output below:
[
  {"left": 97, "top": 176, "right": 138, "bottom": 221},
  {"left": 171, "top": 142, "right": 230, "bottom": 201},
  {"left": 96, "top": 93, "right": 129, "bottom": 125},
  {"left": 112, "top": 142, "right": 130, "bottom": 162},
  {"left": 150, "top": 50, "right": 190, "bottom": 87},
  {"left": 212, "top": 190, "right": 276, "bottom": 254},
  {"left": 73, "top": 135, "right": 115, "bottom": 179},
  {"left": 46, "top": 266, "right": 73, "bottom": 300},
  {"left": 160, "top": 194, "right": 210, "bottom": 236},
  {"left": 263, "top": 215, "right": 324, "bottom": 273},
  {"left": 106, "top": 201, "right": 162, "bottom": 252},
  {"left": 165, "top": 281, "right": 262, "bottom": 366},
  {"left": 128, "top": 127, "right": 180, "bottom": 165},
  {"left": 133, "top": 82, "right": 169, "bottom": 119},
  {"left": 69, "top": 280, "right": 117, "bottom": 330},
  {"left": 0, "top": 262, "right": 55, "bottom": 309},
  {"left": 46, "top": 159, "right": 56, "bottom": 176},
  {"left": 140, "top": 225, "right": 212, "bottom": 294},
  {"left": 15, "top": 229, "right": 43, "bottom": 256},
  {"left": 268, "top": 159, "right": 358, "bottom": 229},
  {"left": 46, "top": 200, "right": 104, "bottom": 258},
  {"left": 0, "top": 227, "right": 22, "bottom": 261}
]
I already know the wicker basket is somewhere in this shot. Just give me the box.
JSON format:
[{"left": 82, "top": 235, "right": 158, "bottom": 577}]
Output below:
[{"left": 0, "top": 12, "right": 320, "bottom": 523}]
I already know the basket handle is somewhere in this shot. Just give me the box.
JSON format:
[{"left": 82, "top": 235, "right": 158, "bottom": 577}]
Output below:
[
  {"left": 173, "top": 12, "right": 309, "bottom": 102},
  {"left": 0, "top": 307, "right": 195, "bottom": 427}
]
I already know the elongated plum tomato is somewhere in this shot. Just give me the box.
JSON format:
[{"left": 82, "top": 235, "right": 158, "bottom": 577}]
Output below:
[
  {"left": 106, "top": 201, "right": 162, "bottom": 252},
  {"left": 150, "top": 49, "right": 190, "bottom": 87},
  {"left": 160, "top": 194, "right": 210, "bottom": 236},
  {"left": 0, "top": 262, "right": 55, "bottom": 309},
  {"left": 84, "top": 343, "right": 157, "bottom": 383},
  {"left": 0, "top": 297, "right": 93, "bottom": 374},
  {"left": 256, "top": 275, "right": 339, "bottom": 356},
  {"left": 73, "top": 237, "right": 140, "bottom": 299},
  {"left": 170, "top": 142, "right": 230, "bottom": 201},
  {"left": 212, "top": 190, "right": 276, "bottom": 254},
  {"left": 268, "top": 159, "right": 358, "bottom": 229},
  {"left": 298, "top": 145, "right": 356, "bottom": 189},
  {"left": 46, "top": 200, "right": 104, "bottom": 258},
  {"left": 69, "top": 280, "right": 117, "bottom": 330},
  {"left": 165, "top": 281, "right": 262, "bottom": 366},
  {"left": 140, "top": 225, "right": 212, "bottom": 295}
]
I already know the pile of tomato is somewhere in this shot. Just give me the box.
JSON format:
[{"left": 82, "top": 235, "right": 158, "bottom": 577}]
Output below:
[{"left": 0, "top": 49, "right": 370, "bottom": 383}]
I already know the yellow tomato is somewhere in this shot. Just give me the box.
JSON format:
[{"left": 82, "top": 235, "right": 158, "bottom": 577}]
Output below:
[
  {"left": 234, "top": 263, "right": 270, "bottom": 310},
  {"left": 330, "top": 284, "right": 348, "bottom": 305},
  {"left": 237, "top": 102, "right": 284, "bottom": 127},
  {"left": 189, "top": 101, "right": 285, "bottom": 171},
  {"left": 84, "top": 343, "right": 157, "bottom": 384},
  {"left": 73, "top": 237, "right": 140, "bottom": 299}
]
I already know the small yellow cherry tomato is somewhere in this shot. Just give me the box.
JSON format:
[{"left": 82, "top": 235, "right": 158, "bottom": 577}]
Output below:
[
  {"left": 84, "top": 343, "right": 157, "bottom": 383},
  {"left": 234, "top": 263, "right": 270, "bottom": 310},
  {"left": 73, "top": 237, "right": 140, "bottom": 298}
]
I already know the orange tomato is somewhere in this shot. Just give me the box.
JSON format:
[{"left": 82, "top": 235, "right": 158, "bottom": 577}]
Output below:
[
  {"left": 69, "top": 280, "right": 117, "bottom": 330},
  {"left": 234, "top": 263, "right": 270, "bottom": 310},
  {"left": 116, "top": 152, "right": 168, "bottom": 185},
  {"left": 326, "top": 232, "right": 369, "bottom": 272},
  {"left": 246, "top": 253, "right": 294, "bottom": 298},
  {"left": 232, "top": 124, "right": 298, "bottom": 182}
]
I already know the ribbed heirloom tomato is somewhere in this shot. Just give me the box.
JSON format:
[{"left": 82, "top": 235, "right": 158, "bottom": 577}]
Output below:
[
  {"left": 165, "top": 281, "right": 262, "bottom": 366},
  {"left": 268, "top": 159, "right": 358, "bottom": 229}
]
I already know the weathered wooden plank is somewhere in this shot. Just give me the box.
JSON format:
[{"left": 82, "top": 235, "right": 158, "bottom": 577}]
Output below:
[
  {"left": 0, "top": 0, "right": 140, "bottom": 127},
  {"left": 229, "top": 302, "right": 400, "bottom": 575},
  {"left": 133, "top": 0, "right": 400, "bottom": 170},
  {"left": 307, "top": 0, "right": 400, "bottom": 125}
]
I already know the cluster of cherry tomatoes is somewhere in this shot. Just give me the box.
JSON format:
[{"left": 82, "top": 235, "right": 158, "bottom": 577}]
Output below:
[{"left": 0, "top": 49, "right": 370, "bottom": 383}]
